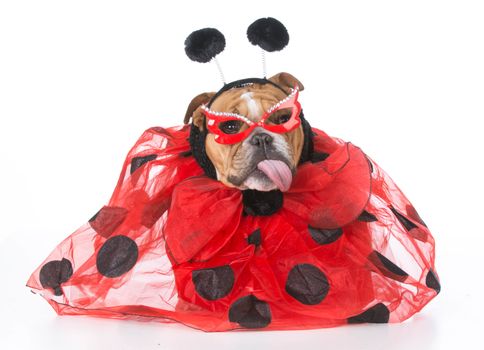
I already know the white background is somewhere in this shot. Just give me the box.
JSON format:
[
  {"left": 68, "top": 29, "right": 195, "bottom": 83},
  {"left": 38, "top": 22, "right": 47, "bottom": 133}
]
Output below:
[{"left": 1, "top": 0, "right": 483, "bottom": 349}]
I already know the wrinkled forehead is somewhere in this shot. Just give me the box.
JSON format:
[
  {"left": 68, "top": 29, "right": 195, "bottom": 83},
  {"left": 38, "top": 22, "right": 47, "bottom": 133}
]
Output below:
[{"left": 209, "top": 84, "right": 288, "bottom": 122}]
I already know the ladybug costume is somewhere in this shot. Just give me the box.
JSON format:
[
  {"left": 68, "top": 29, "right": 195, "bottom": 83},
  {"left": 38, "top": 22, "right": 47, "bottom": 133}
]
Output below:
[{"left": 26, "top": 18, "right": 440, "bottom": 332}]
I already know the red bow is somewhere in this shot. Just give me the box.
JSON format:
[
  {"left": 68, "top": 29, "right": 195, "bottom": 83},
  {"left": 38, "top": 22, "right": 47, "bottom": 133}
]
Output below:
[{"left": 164, "top": 143, "right": 372, "bottom": 264}]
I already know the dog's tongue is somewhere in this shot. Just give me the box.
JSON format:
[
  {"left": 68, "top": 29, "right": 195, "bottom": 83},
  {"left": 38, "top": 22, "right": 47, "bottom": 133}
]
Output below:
[{"left": 257, "top": 160, "right": 293, "bottom": 192}]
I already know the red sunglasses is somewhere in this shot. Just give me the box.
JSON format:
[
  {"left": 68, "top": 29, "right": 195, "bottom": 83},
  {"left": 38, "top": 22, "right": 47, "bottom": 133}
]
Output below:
[{"left": 201, "top": 86, "right": 301, "bottom": 144}]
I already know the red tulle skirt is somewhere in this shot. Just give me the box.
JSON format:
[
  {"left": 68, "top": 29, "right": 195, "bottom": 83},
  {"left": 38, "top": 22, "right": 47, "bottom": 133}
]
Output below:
[{"left": 26, "top": 124, "right": 440, "bottom": 331}]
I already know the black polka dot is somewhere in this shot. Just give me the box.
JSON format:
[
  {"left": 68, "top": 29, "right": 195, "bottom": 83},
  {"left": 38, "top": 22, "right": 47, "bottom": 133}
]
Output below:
[
  {"left": 406, "top": 205, "right": 428, "bottom": 227},
  {"left": 310, "top": 152, "right": 330, "bottom": 163},
  {"left": 247, "top": 228, "right": 262, "bottom": 246},
  {"left": 228, "top": 295, "right": 272, "bottom": 329},
  {"left": 426, "top": 269, "right": 441, "bottom": 294},
  {"left": 370, "top": 251, "right": 409, "bottom": 281},
  {"left": 242, "top": 189, "right": 283, "bottom": 216},
  {"left": 348, "top": 303, "right": 390, "bottom": 324},
  {"left": 285, "top": 263, "right": 329, "bottom": 305},
  {"left": 39, "top": 258, "right": 73, "bottom": 296},
  {"left": 130, "top": 154, "right": 157, "bottom": 174},
  {"left": 96, "top": 235, "right": 138, "bottom": 278},
  {"left": 89, "top": 211, "right": 99, "bottom": 222},
  {"left": 192, "top": 265, "right": 235, "bottom": 300},
  {"left": 308, "top": 226, "right": 343, "bottom": 245},
  {"left": 89, "top": 206, "right": 128, "bottom": 238},
  {"left": 357, "top": 210, "right": 378, "bottom": 222},
  {"left": 390, "top": 207, "right": 418, "bottom": 231}
]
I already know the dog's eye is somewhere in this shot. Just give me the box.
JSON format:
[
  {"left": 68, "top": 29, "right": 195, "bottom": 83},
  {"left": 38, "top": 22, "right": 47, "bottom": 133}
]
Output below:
[
  {"left": 219, "top": 120, "right": 243, "bottom": 134},
  {"left": 275, "top": 114, "right": 291, "bottom": 124}
]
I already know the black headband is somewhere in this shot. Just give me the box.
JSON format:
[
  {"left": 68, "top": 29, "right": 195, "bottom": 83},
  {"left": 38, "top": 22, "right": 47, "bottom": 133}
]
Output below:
[{"left": 207, "top": 77, "right": 289, "bottom": 108}]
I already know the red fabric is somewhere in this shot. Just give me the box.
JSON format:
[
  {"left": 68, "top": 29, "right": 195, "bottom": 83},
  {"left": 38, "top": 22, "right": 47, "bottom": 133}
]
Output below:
[{"left": 26, "top": 124, "right": 440, "bottom": 332}]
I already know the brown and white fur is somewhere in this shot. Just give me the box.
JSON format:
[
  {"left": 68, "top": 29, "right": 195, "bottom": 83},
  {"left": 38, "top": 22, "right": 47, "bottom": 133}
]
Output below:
[{"left": 184, "top": 72, "right": 305, "bottom": 192}]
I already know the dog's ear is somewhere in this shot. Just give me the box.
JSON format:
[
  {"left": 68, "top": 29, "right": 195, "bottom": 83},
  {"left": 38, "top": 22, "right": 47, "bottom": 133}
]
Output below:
[
  {"left": 184, "top": 92, "right": 216, "bottom": 129},
  {"left": 268, "top": 72, "right": 304, "bottom": 93}
]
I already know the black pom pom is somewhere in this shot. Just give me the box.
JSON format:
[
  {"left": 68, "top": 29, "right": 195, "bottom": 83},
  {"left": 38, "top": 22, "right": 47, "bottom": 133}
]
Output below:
[
  {"left": 184, "top": 28, "right": 226, "bottom": 63},
  {"left": 247, "top": 17, "right": 289, "bottom": 52}
]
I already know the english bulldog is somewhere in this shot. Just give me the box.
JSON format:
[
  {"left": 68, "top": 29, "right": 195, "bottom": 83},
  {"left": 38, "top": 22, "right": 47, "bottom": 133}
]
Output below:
[{"left": 184, "top": 72, "right": 314, "bottom": 194}]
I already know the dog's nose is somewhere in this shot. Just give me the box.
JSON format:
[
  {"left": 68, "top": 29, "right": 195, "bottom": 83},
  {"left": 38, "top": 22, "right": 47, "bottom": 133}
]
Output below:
[{"left": 249, "top": 133, "right": 273, "bottom": 147}]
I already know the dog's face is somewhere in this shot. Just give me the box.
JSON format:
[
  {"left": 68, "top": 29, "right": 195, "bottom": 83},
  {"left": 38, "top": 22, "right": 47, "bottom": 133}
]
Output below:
[{"left": 185, "top": 72, "right": 305, "bottom": 192}]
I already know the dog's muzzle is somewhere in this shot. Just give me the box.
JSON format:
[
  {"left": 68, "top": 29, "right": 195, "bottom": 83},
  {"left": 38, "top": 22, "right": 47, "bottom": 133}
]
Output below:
[{"left": 227, "top": 129, "right": 295, "bottom": 192}]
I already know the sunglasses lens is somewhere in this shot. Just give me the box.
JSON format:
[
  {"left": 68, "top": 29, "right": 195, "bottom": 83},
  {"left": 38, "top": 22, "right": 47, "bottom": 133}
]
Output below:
[
  {"left": 264, "top": 107, "right": 294, "bottom": 126},
  {"left": 218, "top": 120, "right": 245, "bottom": 134}
]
